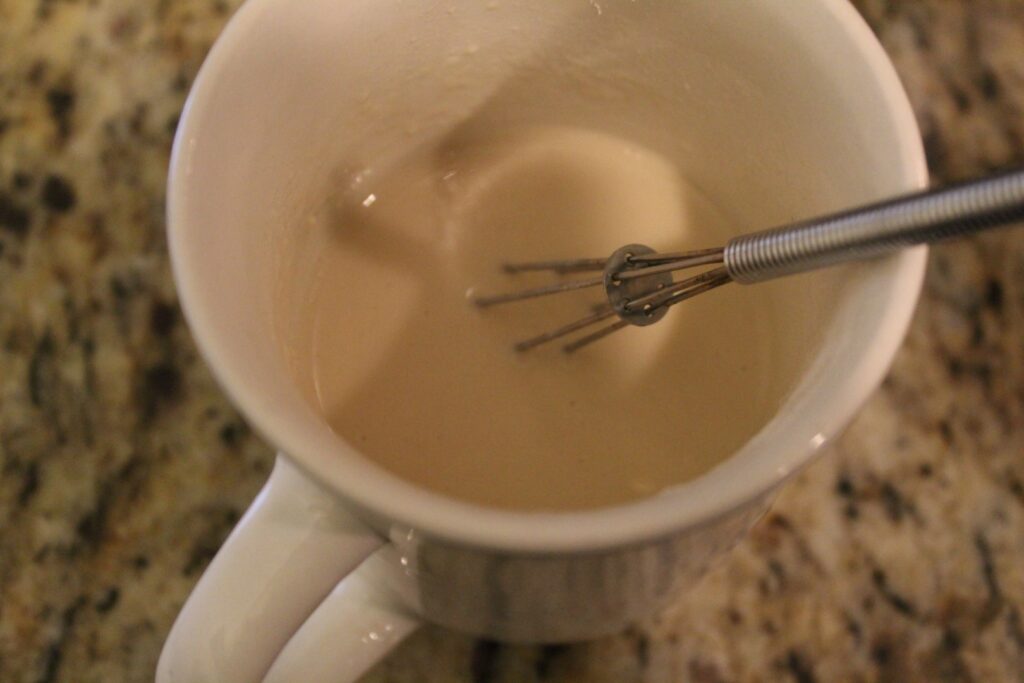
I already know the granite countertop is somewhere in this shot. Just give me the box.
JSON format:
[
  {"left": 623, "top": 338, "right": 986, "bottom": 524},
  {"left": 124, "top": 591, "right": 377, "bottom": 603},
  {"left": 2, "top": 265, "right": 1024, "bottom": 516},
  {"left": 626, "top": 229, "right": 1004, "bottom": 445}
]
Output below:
[{"left": 2, "top": 1, "right": 1024, "bottom": 681}]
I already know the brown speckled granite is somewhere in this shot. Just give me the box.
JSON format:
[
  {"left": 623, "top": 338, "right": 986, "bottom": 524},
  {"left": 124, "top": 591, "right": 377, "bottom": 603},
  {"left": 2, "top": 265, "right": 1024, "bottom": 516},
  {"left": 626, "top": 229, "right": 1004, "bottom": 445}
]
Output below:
[{"left": 1, "top": 1, "right": 1024, "bottom": 681}]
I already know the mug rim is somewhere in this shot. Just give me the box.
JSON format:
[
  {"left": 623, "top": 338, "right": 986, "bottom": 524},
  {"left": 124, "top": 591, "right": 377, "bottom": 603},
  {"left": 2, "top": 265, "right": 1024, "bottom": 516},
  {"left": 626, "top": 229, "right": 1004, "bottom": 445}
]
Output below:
[{"left": 168, "top": 0, "right": 928, "bottom": 554}]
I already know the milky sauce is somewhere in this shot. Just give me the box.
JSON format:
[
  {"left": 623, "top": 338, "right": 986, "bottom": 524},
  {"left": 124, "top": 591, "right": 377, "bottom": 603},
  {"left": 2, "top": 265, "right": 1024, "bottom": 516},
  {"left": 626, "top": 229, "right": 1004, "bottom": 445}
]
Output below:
[{"left": 282, "top": 126, "right": 809, "bottom": 510}]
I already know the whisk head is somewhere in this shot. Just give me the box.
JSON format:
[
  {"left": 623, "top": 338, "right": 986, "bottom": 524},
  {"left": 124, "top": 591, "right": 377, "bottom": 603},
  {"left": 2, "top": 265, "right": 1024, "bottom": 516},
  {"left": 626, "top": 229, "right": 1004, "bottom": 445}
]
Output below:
[{"left": 473, "top": 243, "right": 732, "bottom": 353}]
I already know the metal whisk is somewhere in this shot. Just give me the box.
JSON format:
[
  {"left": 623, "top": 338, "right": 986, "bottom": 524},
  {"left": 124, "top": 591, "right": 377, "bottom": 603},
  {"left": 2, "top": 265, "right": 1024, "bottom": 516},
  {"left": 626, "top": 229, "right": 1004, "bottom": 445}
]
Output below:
[{"left": 473, "top": 169, "right": 1024, "bottom": 353}]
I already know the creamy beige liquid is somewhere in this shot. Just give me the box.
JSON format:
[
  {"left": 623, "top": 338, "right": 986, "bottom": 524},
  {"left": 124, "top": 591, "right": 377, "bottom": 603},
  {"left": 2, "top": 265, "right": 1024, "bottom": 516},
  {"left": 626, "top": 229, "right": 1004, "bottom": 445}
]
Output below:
[{"left": 284, "top": 126, "right": 811, "bottom": 511}]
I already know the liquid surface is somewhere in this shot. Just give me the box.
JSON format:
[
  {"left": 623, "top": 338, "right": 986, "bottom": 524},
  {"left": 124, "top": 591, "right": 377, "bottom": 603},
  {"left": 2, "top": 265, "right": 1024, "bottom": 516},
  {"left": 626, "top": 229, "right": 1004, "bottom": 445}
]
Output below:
[{"left": 284, "top": 126, "right": 807, "bottom": 511}]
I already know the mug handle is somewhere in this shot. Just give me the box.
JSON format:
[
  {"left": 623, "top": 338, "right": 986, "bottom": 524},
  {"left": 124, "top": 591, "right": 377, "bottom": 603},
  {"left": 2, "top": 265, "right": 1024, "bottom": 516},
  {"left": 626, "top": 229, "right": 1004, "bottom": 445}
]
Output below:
[{"left": 156, "top": 455, "right": 421, "bottom": 683}]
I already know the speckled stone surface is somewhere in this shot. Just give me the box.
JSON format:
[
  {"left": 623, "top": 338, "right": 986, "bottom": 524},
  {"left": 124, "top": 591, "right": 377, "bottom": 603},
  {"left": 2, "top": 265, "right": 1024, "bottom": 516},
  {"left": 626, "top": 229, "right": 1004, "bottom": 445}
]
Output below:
[{"left": 1, "top": 1, "right": 1024, "bottom": 681}]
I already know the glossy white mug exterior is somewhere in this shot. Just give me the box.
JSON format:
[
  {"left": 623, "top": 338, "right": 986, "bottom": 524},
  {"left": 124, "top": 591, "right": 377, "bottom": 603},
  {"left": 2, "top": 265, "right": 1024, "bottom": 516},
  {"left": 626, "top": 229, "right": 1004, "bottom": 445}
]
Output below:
[{"left": 157, "top": 1, "right": 928, "bottom": 681}]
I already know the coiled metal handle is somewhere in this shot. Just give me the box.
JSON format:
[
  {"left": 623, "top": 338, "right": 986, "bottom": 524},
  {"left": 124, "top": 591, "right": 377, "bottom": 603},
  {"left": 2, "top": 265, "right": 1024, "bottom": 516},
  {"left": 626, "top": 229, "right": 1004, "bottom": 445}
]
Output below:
[{"left": 724, "top": 169, "right": 1024, "bottom": 284}]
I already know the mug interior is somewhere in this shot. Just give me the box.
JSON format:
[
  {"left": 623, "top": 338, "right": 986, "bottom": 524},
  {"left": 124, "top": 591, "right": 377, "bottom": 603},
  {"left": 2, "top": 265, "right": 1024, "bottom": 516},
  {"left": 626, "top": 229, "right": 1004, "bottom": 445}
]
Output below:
[{"left": 169, "top": 0, "right": 926, "bottom": 552}]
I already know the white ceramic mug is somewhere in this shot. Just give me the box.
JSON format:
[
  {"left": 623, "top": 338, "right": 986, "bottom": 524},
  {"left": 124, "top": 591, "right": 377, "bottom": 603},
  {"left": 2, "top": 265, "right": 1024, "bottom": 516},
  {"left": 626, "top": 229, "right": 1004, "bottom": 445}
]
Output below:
[{"left": 157, "top": 1, "right": 927, "bottom": 681}]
